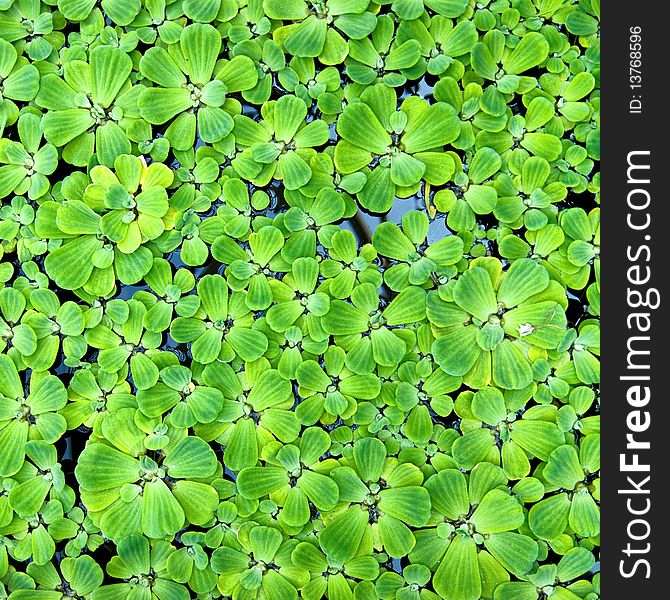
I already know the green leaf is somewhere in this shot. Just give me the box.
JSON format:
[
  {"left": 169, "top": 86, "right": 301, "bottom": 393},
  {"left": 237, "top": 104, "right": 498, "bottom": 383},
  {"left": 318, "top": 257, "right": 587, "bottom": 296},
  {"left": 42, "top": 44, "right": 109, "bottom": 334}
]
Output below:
[
  {"left": 75, "top": 443, "right": 139, "bottom": 491},
  {"left": 319, "top": 506, "right": 368, "bottom": 563},
  {"left": 434, "top": 535, "right": 481, "bottom": 600},
  {"left": 529, "top": 493, "right": 570, "bottom": 540},
  {"left": 90, "top": 46, "right": 132, "bottom": 108},
  {"left": 237, "top": 466, "right": 289, "bottom": 498},
  {"left": 510, "top": 420, "right": 564, "bottom": 461},
  {"left": 181, "top": 23, "right": 221, "bottom": 86},
  {"left": 484, "top": 532, "right": 538, "bottom": 577},
  {"left": 142, "top": 478, "right": 185, "bottom": 538},
  {"left": 503, "top": 32, "right": 549, "bottom": 75},
  {"left": 139, "top": 88, "right": 193, "bottom": 125},
  {"left": 453, "top": 267, "right": 497, "bottom": 321},
  {"left": 433, "top": 325, "right": 481, "bottom": 377},
  {"left": 45, "top": 237, "right": 102, "bottom": 291},
  {"left": 470, "top": 490, "right": 524, "bottom": 534},
  {"left": 337, "top": 102, "right": 391, "bottom": 153},
  {"left": 164, "top": 437, "right": 218, "bottom": 479},
  {"left": 402, "top": 102, "right": 460, "bottom": 153},
  {"left": 498, "top": 259, "right": 550, "bottom": 308}
]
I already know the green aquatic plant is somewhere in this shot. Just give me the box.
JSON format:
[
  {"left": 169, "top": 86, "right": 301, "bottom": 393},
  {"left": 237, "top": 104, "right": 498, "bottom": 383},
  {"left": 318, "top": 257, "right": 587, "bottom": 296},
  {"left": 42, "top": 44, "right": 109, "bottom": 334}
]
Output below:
[{"left": 0, "top": 0, "right": 599, "bottom": 597}]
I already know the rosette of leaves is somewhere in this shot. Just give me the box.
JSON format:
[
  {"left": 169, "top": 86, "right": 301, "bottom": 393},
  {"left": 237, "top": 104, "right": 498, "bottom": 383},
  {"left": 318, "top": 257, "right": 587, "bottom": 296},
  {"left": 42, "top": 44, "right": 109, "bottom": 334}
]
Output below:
[
  {"left": 470, "top": 30, "right": 549, "bottom": 95},
  {"left": 319, "top": 437, "right": 431, "bottom": 561},
  {"left": 335, "top": 84, "right": 460, "bottom": 213},
  {"left": 232, "top": 38, "right": 286, "bottom": 105},
  {"left": 16, "top": 287, "right": 85, "bottom": 371},
  {"left": 396, "top": 16, "right": 479, "bottom": 79},
  {"left": 320, "top": 229, "right": 382, "bottom": 299},
  {"left": 169, "top": 274, "right": 269, "bottom": 364},
  {"left": 6, "top": 492, "right": 69, "bottom": 567},
  {"left": 451, "top": 387, "right": 565, "bottom": 479},
  {"left": 0, "top": 0, "right": 64, "bottom": 62},
  {"left": 75, "top": 412, "right": 220, "bottom": 541},
  {"left": 553, "top": 142, "right": 595, "bottom": 194},
  {"left": 498, "top": 224, "right": 566, "bottom": 266},
  {"left": 203, "top": 485, "right": 254, "bottom": 547},
  {"left": 321, "top": 283, "right": 428, "bottom": 372},
  {"left": 214, "top": 177, "right": 271, "bottom": 240},
  {"left": 0, "top": 358, "right": 67, "bottom": 477},
  {"left": 83, "top": 298, "right": 162, "bottom": 388},
  {"left": 94, "top": 534, "right": 190, "bottom": 600},
  {"left": 36, "top": 155, "right": 173, "bottom": 296},
  {"left": 291, "top": 540, "right": 379, "bottom": 600},
  {"left": 494, "top": 546, "right": 597, "bottom": 600},
  {"left": 525, "top": 69, "right": 596, "bottom": 126},
  {"left": 529, "top": 355, "right": 572, "bottom": 405},
  {"left": 261, "top": 318, "right": 329, "bottom": 380},
  {"left": 231, "top": 94, "right": 330, "bottom": 191},
  {"left": 80, "top": 154, "right": 174, "bottom": 254},
  {"left": 412, "top": 463, "right": 539, "bottom": 600},
  {"left": 197, "top": 362, "right": 301, "bottom": 472},
  {"left": 492, "top": 156, "right": 567, "bottom": 231},
  {"left": 556, "top": 386, "right": 599, "bottom": 439},
  {"left": 0, "top": 286, "right": 35, "bottom": 362},
  {"left": 0, "top": 112, "right": 58, "bottom": 201},
  {"left": 151, "top": 182, "right": 213, "bottom": 267},
  {"left": 47, "top": 504, "right": 104, "bottom": 559},
  {"left": 287, "top": 167, "right": 361, "bottom": 233},
  {"left": 172, "top": 147, "right": 224, "bottom": 203},
  {"left": 394, "top": 359, "right": 460, "bottom": 445},
  {"left": 429, "top": 147, "right": 501, "bottom": 232},
  {"left": 344, "top": 14, "right": 422, "bottom": 87},
  {"left": 59, "top": 366, "right": 135, "bottom": 435},
  {"left": 237, "top": 426, "right": 340, "bottom": 529},
  {"left": 167, "top": 533, "right": 221, "bottom": 595},
  {"left": 7, "top": 555, "right": 102, "bottom": 599},
  {"left": 351, "top": 385, "right": 407, "bottom": 440},
  {"left": 376, "top": 563, "right": 440, "bottom": 600},
  {"left": 211, "top": 523, "right": 305, "bottom": 599},
  {"left": 121, "top": 0, "right": 185, "bottom": 45},
  {"left": 547, "top": 206, "right": 599, "bottom": 290},
  {"left": 265, "top": 256, "right": 331, "bottom": 336},
  {"left": 224, "top": 0, "right": 272, "bottom": 44},
  {"left": 430, "top": 77, "right": 510, "bottom": 153},
  {"left": 371, "top": 210, "right": 464, "bottom": 290},
  {"left": 213, "top": 225, "right": 289, "bottom": 311},
  {"left": 266, "top": 0, "right": 377, "bottom": 64},
  {"left": 35, "top": 45, "right": 138, "bottom": 167},
  {"left": 135, "top": 258, "right": 200, "bottom": 334},
  {"left": 138, "top": 23, "right": 258, "bottom": 151},
  {"left": 137, "top": 365, "right": 224, "bottom": 429},
  {"left": 431, "top": 258, "right": 568, "bottom": 390},
  {"left": 274, "top": 187, "right": 346, "bottom": 262},
  {"left": 501, "top": 111, "right": 565, "bottom": 168},
  {"left": 295, "top": 345, "right": 381, "bottom": 425},
  {"left": 552, "top": 323, "right": 600, "bottom": 386},
  {"left": 0, "top": 195, "right": 49, "bottom": 262},
  {"left": 277, "top": 61, "right": 343, "bottom": 121},
  {"left": 529, "top": 436, "right": 600, "bottom": 542},
  {"left": 7, "top": 441, "right": 66, "bottom": 524}
]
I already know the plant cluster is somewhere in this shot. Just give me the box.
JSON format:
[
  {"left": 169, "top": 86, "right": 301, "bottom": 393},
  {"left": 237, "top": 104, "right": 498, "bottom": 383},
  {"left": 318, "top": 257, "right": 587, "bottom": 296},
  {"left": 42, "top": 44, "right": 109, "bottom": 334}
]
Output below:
[{"left": 0, "top": 0, "right": 599, "bottom": 598}]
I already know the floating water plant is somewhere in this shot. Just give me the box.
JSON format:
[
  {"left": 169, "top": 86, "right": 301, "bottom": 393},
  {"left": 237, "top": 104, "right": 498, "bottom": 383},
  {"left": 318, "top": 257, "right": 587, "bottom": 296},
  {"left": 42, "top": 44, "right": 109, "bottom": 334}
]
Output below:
[{"left": 0, "top": 0, "right": 599, "bottom": 598}]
